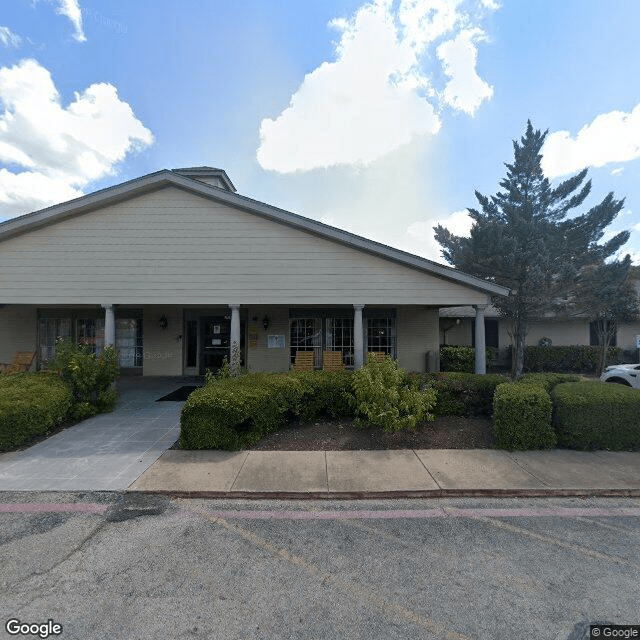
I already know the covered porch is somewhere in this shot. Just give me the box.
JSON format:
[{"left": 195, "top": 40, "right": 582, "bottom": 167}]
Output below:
[{"left": 2, "top": 302, "right": 492, "bottom": 376}]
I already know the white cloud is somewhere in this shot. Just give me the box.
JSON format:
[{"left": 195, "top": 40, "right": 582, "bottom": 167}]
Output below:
[
  {"left": 0, "top": 26, "right": 22, "bottom": 48},
  {"left": 542, "top": 104, "right": 640, "bottom": 178},
  {"left": 55, "top": 0, "right": 86, "bottom": 42},
  {"left": 400, "top": 209, "right": 473, "bottom": 261},
  {"left": 0, "top": 58, "right": 154, "bottom": 217},
  {"left": 437, "top": 27, "right": 493, "bottom": 115},
  {"left": 257, "top": 0, "right": 496, "bottom": 173},
  {"left": 611, "top": 167, "right": 624, "bottom": 176}
]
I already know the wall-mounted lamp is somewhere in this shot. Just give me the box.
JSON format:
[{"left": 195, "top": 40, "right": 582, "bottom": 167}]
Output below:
[
  {"left": 159, "top": 314, "right": 168, "bottom": 330},
  {"left": 262, "top": 315, "right": 270, "bottom": 331}
]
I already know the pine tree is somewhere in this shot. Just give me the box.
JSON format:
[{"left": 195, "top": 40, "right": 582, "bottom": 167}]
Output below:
[{"left": 434, "top": 121, "right": 629, "bottom": 377}]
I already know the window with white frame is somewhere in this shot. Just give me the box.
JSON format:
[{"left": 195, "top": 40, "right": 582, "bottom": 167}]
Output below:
[
  {"left": 289, "top": 318, "right": 322, "bottom": 367},
  {"left": 38, "top": 311, "right": 143, "bottom": 369},
  {"left": 38, "top": 318, "right": 72, "bottom": 365},
  {"left": 76, "top": 318, "right": 105, "bottom": 355},
  {"left": 116, "top": 318, "right": 144, "bottom": 368},
  {"left": 325, "top": 316, "right": 354, "bottom": 367},
  {"left": 366, "top": 317, "right": 396, "bottom": 357}
]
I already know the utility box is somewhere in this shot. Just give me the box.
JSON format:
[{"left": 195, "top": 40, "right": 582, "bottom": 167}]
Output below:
[{"left": 425, "top": 351, "right": 439, "bottom": 373}]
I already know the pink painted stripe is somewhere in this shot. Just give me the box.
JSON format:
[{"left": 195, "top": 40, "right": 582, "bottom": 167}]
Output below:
[
  {"left": 185, "top": 507, "right": 640, "bottom": 520},
  {"left": 0, "top": 502, "right": 107, "bottom": 514}
]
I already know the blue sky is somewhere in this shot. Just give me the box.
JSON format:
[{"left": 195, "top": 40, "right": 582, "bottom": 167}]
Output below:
[{"left": 1, "top": 0, "right": 640, "bottom": 265}]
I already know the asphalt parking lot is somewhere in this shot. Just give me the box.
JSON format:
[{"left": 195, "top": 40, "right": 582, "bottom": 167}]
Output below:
[{"left": 1, "top": 493, "right": 638, "bottom": 639}]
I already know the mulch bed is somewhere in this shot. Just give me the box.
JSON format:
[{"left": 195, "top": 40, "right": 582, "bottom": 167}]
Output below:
[{"left": 246, "top": 415, "right": 496, "bottom": 451}]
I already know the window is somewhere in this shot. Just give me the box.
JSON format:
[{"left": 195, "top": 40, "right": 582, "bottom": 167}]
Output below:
[
  {"left": 290, "top": 308, "right": 395, "bottom": 369},
  {"left": 76, "top": 318, "right": 105, "bottom": 355},
  {"left": 366, "top": 317, "right": 396, "bottom": 357},
  {"left": 116, "top": 318, "right": 144, "bottom": 368},
  {"left": 38, "top": 318, "right": 71, "bottom": 365},
  {"left": 325, "top": 317, "right": 354, "bottom": 367},
  {"left": 290, "top": 318, "right": 321, "bottom": 367},
  {"left": 38, "top": 311, "right": 143, "bottom": 369}
]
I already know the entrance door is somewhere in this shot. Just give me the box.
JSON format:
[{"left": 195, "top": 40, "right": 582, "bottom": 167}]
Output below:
[{"left": 200, "top": 316, "right": 230, "bottom": 375}]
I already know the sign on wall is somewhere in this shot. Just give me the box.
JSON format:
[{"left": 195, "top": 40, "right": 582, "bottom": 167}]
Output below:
[{"left": 267, "top": 335, "right": 285, "bottom": 349}]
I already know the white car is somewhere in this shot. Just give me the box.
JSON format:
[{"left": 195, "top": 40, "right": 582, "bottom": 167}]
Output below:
[{"left": 600, "top": 363, "right": 640, "bottom": 388}]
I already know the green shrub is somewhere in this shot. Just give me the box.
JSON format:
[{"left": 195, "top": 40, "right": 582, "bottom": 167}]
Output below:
[
  {"left": 50, "top": 339, "right": 119, "bottom": 419},
  {"left": 352, "top": 354, "right": 435, "bottom": 431},
  {"left": 0, "top": 372, "right": 73, "bottom": 447},
  {"left": 522, "top": 345, "right": 621, "bottom": 374},
  {"left": 180, "top": 373, "right": 304, "bottom": 450},
  {"left": 440, "top": 346, "right": 495, "bottom": 373},
  {"left": 552, "top": 381, "right": 640, "bottom": 450},
  {"left": 493, "top": 382, "right": 556, "bottom": 450},
  {"left": 288, "top": 370, "right": 356, "bottom": 420},
  {"left": 517, "top": 373, "right": 580, "bottom": 393},
  {"left": 424, "top": 372, "right": 507, "bottom": 417}
]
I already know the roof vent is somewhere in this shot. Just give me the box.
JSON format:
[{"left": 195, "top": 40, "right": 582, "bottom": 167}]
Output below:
[{"left": 171, "top": 167, "right": 236, "bottom": 192}]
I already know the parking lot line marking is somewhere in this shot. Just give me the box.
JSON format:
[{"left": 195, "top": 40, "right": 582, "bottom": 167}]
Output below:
[
  {"left": 177, "top": 500, "right": 473, "bottom": 640},
  {"left": 471, "top": 514, "right": 640, "bottom": 570}
]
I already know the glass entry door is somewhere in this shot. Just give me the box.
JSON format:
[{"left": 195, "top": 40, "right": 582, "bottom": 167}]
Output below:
[{"left": 200, "top": 316, "right": 230, "bottom": 375}]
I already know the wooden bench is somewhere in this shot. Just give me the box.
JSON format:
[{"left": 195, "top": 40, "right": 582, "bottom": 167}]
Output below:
[
  {"left": 293, "top": 350, "right": 315, "bottom": 371},
  {"left": 0, "top": 351, "right": 36, "bottom": 374},
  {"left": 322, "top": 350, "right": 344, "bottom": 371},
  {"left": 367, "top": 351, "right": 387, "bottom": 363}
]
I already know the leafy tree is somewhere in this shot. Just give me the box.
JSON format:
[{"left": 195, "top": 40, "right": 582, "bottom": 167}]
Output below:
[
  {"left": 573, "top": 259, "right": 639, "bottom": 374},
  {"left": 434, "top": 121, "right": 629, "bottom": 378}
]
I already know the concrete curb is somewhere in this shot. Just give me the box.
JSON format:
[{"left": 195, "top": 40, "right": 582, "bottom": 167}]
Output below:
[{"left": 130, "top": 488, "right": 640, "bottom": 500}]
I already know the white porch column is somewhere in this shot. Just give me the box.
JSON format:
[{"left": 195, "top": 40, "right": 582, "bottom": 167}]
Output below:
[
  {"left": 229, "top": 304, "right": 241, "bottom": 375},
  {"left": 101, "top": 304, "right": 115, "bottom": 348},
  {"left": 353, "top": 304, "right": 365, "bottom": 369},
  {"left": 474, "top": 304, "right": 487, "bottom": 375}
]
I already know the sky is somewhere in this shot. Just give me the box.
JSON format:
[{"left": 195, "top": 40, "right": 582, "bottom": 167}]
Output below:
[{"left": 1, "top": 0, "right": 640, "bottom": 266}]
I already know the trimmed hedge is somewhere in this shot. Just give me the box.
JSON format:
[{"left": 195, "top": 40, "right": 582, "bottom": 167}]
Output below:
[
  {"left": 0, "top": 372, "right": 73, "bottom": 448},
  {"left": 552, "top": 381, "right": 640, "bottom": 450},
  {"left": 180, "top": 373, "right": 305, "bottom": 450},
  {"left": 522, "top": 345, "right": 621, "bottom": 374},
  {"left": 289, "top": 370, "right": 356, "bottom": 420},
  {"left": 180, "top": 360, "right": 438, "bottom": 449},
  {"left": 517, "top": 373, "right": 580, "bottom": 393},
  {"left": 493, "top": 382, "right": 556, "bottom": 450},
  {"left": 440, "top": 346, "right": 495, "bottom": 373},
  {"left": 425, "top": 372, "right": 507, "bottom": 417}
]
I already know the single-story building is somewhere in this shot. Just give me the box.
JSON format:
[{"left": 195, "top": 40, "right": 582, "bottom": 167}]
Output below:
[
  {"left": 440, "top": 302, "right": 640, "bottom": 361},
  {"left": 0, "top": 167, "right": 509, "bottom": 376}
]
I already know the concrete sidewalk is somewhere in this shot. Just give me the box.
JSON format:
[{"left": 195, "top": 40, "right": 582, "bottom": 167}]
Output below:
[{"left": 130, "top": 447, "right": 640, "bottom": 498}]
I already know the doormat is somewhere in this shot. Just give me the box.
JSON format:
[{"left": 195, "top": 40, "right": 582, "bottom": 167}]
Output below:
[{"left": 156, "top": 385, "right": 202, "bottom": 402}]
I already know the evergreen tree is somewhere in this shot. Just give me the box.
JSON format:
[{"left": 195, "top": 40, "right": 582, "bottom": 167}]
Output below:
[{"left": 434, "top": 121, "right": 629, "bottom": 377}]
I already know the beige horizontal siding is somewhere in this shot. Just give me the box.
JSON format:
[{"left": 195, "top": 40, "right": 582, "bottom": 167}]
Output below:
[
  {"left": 245, "top": 306, "right": 290, "bottom": 372},
  {"left": 142, "top": 306, "right": 183, "bottom": 376},
  {"left": 396, "top": 307, "right": 439, "bottom": 372},
  {"left": 0, "top": 187, "right": 490, "bottom": 306}
]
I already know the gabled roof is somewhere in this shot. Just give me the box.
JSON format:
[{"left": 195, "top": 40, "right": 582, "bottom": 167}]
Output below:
[{"left": 0, "top": 168, "right": 510, "bottom": 297}]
